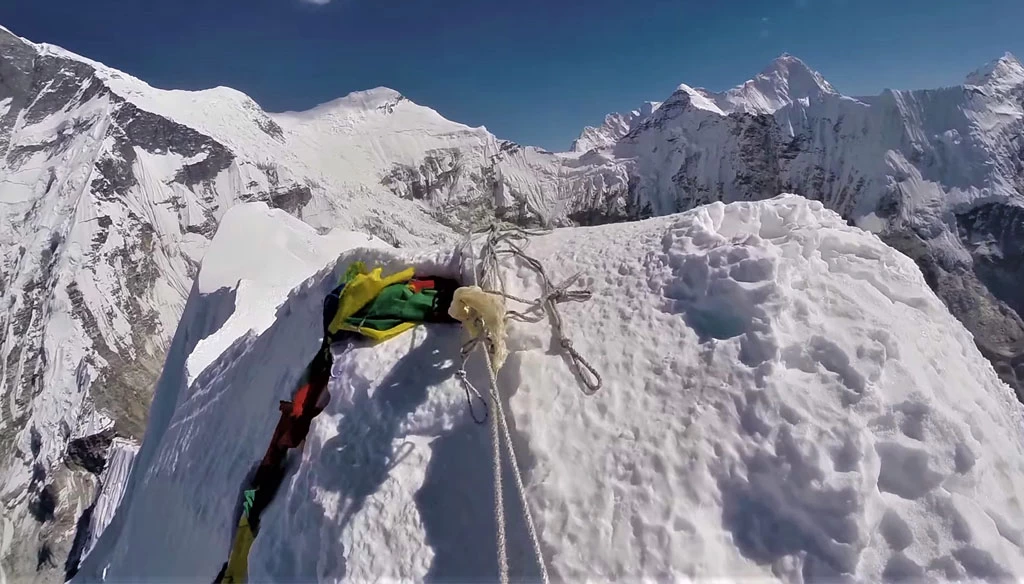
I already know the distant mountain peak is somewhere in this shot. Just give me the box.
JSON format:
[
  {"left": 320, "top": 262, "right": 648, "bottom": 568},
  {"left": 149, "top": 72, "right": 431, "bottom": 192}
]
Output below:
[
  {"left": 745, "top": 53, "right": 836, "bottom": 105},
  {"left": 570, "top": 101, "right": 664, "bottom": 152},
  {"left": 763, "top": 52, "right": 807, "bottom": 70},
  {"left": 678, "top": 55, "right": 837, "bottom": 115},
  {"left": 281, "top": 87, "right": 407, "bottom": 118},
  {"left": 966, "top": 52, "right": 1024, "bottom": 88}
]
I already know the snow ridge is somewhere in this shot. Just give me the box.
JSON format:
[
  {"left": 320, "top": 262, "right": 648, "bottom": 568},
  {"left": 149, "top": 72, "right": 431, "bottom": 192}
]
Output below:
[
  {"left": 76, "top": 439, "right": 137, "bottom": 569},
  {"left": 571, "top": 101, "right": 662, "bottom": 152},
  {"left": 77, "top": 196, "right": 1024, "bottom": 582}
]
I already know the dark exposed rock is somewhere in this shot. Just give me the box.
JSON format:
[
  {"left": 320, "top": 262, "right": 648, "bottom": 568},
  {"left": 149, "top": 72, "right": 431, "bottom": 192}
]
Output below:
[
  {"left": 241, "top": 183, "right": 313, "bottom": 216},
  {"left": 268, "top": 185, "right": 312, "bottom": 215},
  {"left": 172, "top": 147, "right": 235, "bottom": 186},
  {"left": 29, "top": 426, "right": 42, "bottom": 458},
  {"left": 952, "top": 202, "right": 1024, "bottom": 396},
  {"left": 884, "top": 227, "right": 1024, "bottom": 400},
  {"left": 66, "top": 281, "right": 162, "bottom": 440},
  {"left": 0, "top": 28, "right": 37, "bottom": 98},
  {"left": 256, "top": 116, "right": 284, "bottom": 140},
  {"left": 731, "top": 113, "right": 785, "bottom": 200},
  {"left": 28, "top": 483, "right": 57, "bottom": 523},
  {"left": 566, "top": 206, "right": 633, "bottom": 226},
  {"left": 86, "top": 94, "right": 237, "bottom": 198},
  {"left": 36, "top": 543, "right": 54, "bottom": 571},
  {"left": 24, "top": 57, "right": 98, "bottom": 125},
  {"left": 499, "top": 140, "right": 521, "bottom": 155},
  {"left": 29, "top": 463, "right": 45, "bottom": 489},
  {"left": 65, "top": 428, "right": 116, "bottom": 474},
  {"left": 258, "top": 162, "right": 280, "bottom": 186},
  {"left": 184, "top": 211, "right": 221, "bottom": 239},
  {"left": 90, "top": 128, "right": 137, "bottom": 199},
  {"left": 5, "top": 462, "right": 100, "bottom": 583},
  {"left": 957, "top": 202, "right": 1024, "bottom": 317},
  {"left": 64, "top": 498, "right": 96, "bottom": 581},
  {"left": 7, "top": 130, "right": 77, "bottom": 169},
  {"left": 381, "top": 149, "right": 465, "bottom": 203},
  {"left": 376, "top": 94, "right": 406, "bottom": 115},
  {"left": 108, "top": 100, "right": 235, "bottom": 187}
]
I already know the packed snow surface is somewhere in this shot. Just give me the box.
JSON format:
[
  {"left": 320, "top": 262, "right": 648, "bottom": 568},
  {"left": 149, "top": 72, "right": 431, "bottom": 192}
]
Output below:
[{"left": 77, "top": 196, "right": 1024, "bottom": 581}]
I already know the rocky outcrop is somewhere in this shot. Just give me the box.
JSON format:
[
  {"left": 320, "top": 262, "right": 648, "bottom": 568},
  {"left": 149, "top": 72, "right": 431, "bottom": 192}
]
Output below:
[{"left": 65, "top": 429, "right": 116, "bottom": 475}]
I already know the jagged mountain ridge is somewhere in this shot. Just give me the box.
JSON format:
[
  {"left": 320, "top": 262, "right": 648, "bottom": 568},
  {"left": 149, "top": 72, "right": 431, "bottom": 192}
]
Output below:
[
  {"left": 0, "top": 22, "right": 1023, "bottom": 582},
  {"left": 569, "top": 53, "right": 837, "bottom": 153},
  {"left": 571, "top": 101, "right": 662, "bottom": 153},
  {"left": 570, "top": 53, "right": 1024, "bottom": 396}
]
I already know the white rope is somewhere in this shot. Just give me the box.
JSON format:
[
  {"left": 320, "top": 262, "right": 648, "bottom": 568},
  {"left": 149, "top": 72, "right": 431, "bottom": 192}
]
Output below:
[
  {"left": 486, "top": 354, "right": 510, "bottom": 584},
  {"left": 481, "top": 341, "right": 550, "bottom": 584},
  {"left": 477, "top": 227, "right": 602, "bottom": 394},
  {"left": 457, "top": 228, "right": 550, "bottom": 584}
]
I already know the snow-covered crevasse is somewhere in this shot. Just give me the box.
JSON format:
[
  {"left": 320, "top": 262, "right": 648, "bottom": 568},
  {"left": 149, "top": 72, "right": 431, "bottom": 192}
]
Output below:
[{"left": 79, "top": 196, "right": 1024, "bottom": 582}]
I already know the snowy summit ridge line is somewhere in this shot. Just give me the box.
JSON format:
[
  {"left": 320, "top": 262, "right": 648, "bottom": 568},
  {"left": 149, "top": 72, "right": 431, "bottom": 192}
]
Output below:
[
  {"left": 1, "top": 20, "right": 1024, "bottom": 581},
  {"left": 78, "top": 196, "right": 1024, "bottom": 582}
]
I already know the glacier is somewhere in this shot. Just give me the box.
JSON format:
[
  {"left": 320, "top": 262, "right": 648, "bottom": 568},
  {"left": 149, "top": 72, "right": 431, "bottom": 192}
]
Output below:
[{"left": 76, "top": 197, "right": 1024, "bottom": 582}]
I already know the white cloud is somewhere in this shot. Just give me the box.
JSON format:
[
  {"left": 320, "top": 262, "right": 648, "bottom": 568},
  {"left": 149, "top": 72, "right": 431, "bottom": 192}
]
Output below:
[{"left": 301, "top": 0, "right": 332, "bottom": 5}]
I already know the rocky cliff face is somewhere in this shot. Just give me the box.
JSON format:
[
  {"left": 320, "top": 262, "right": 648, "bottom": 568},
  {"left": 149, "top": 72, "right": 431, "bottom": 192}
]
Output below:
[{"left": 0, "top": 26, "right": 251, "bottom": 581}]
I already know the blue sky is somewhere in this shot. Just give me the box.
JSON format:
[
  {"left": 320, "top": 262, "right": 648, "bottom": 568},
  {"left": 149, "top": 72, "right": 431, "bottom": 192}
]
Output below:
[{"left": 2, "top": 0, "right": 1022, "bottom": 150}]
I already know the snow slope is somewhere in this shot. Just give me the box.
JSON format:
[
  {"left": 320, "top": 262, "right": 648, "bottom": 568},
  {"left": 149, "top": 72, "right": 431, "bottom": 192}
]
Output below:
[
  {"left": 74, "top": 438, "right": 137, "bottom": 569},
  {"left": 78, "top": 196, "right": 1024, "bottom": 582}
]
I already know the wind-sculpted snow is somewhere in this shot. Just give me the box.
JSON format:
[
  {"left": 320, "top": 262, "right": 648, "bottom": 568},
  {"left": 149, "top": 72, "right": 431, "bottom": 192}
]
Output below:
[{"left": 80, "top": 197, "right": 1024, "bottom": 582}]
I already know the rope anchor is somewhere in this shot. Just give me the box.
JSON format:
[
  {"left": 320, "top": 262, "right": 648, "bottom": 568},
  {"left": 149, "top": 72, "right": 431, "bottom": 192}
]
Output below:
[{"left": 450, "top": 224, "right": 604, "bottom": 584}]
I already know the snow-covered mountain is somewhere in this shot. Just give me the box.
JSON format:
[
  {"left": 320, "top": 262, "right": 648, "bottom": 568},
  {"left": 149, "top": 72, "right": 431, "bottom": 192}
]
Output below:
[
  {"left": 568, "top": 53, "right": 1024, "bottom": 397},
  {"left": 0, "top": 24, "right": 572, "bottom": 581},
  {"left": 77, "top": 197, "right": 1024, "bottom": 582},
  {"left": 570, "top": 101, "right": 662, "bottom": 153},
  {"left": 703, "top": 52, "right": 838, "bottom": 114},
  {"left": 2, "top": 20, "right": 1024, "bottom": 581},
  {"left": 568, "top": 54, "right": 836, "bottom": 155}
]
